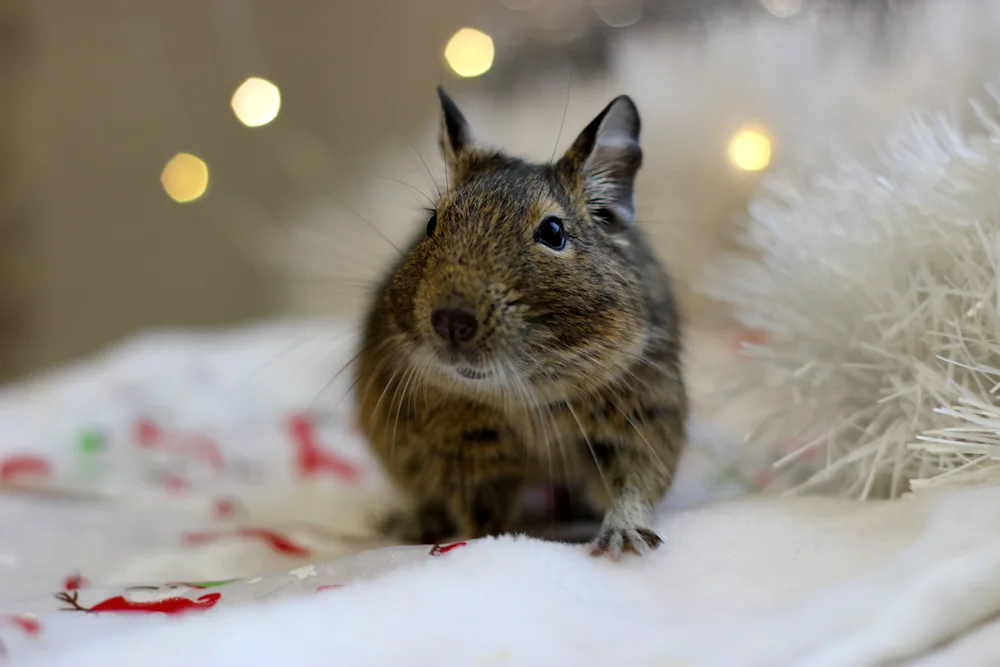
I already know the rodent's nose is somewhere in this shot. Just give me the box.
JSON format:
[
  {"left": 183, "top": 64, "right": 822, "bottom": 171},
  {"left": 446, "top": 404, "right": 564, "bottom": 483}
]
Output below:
[{"left": 431, "top": 308, "right": 478, "bottom": 345}]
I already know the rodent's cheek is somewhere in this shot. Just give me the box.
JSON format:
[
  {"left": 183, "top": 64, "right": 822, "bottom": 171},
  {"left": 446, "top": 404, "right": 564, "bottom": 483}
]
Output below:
[
  {"left": 409, "top": 283, "right": 437, "bottom": 342},
  {"left": 387, "top": 255, "right": 432, "bottom": 339}
]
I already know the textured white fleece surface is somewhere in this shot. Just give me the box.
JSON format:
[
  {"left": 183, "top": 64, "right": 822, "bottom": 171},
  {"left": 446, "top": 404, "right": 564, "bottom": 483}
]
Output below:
[{"left": 16, "top": 485, "right": 1000, "bottom": 667}]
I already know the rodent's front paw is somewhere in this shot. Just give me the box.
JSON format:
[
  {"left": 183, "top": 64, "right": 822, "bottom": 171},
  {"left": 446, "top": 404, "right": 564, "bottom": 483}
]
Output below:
[{"left": 589, "top": 524, "right": 663, "bottom": 559}]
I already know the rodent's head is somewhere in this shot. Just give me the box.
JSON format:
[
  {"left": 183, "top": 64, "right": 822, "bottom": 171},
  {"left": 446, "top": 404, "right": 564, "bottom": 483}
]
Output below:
[{"left": 383, "top": 88, "right": 648, "bottom": 404}]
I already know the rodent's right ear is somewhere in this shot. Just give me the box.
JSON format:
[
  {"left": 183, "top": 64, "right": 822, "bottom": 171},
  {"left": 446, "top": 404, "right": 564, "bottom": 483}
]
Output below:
[
  {"left": 437, "top": 87, "right": 474, "bottom": 186},
  {"left": 558, "top": 95, "right": 642, "bottom": 233}
]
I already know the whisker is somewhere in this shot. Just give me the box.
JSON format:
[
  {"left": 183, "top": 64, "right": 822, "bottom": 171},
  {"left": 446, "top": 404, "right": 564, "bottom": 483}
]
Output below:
[
  {"left": 550, "top": 69, "right": 572, "bottom": 163},
  {"left": 368, "top": 361, "right": 404, "bottom": 432},
  {"left": 308, "top": 337, "right": 385, "bottom": 412},
  {"left": 359, "top": 347, "right": 395, "bottom": 420},
  {"left": 415, "top": 352, "right": 434, "bottom": 411},
  {"left": 405, "top": 357, "right": 425, "bottom": 426},
  {"left": 374, "top": 176, "right": 435, "bottom": 206},
  {"left": 383, "top": 362, "right": 413, "bottom": 470},
  {"left": 635, "top": 168, "right": 683, "bottom": 193},
  {"left": 282, "top": 276, "right": 382, "bottom": 291},
  {"left": 513, "top": 358, "right": 563, "bottom": 489},
  {"left": 230, "top": 328, "right": 361, "bottom": 398},
  {"left": 408, "top": 137, "right": 442, "bottom": 199},
  {"left": 324, "top": 373, "right": 364, "bottom": 420},
  {"left": 566, "top": 402, "right": 611, "bottom": 499},
  {"left": 609, "top": 393, "right": 668, "bottom": 474},
  {"left": 318, "top": 191, "right": 405, "bottom": 258},
  {"left": 389, "top": 367, "right": 414, "bottom": 462}
]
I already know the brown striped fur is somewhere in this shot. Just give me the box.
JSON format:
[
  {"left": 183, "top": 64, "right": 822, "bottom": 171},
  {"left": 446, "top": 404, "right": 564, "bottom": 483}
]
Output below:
[{"left": 356, "top": 88, "right": 686, "bottom": 557}]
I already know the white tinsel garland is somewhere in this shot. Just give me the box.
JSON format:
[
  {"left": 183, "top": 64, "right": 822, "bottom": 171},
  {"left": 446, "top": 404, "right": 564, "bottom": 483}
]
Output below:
[{"left": 703, "top": 82, "right": 1000, "bottom": 499}]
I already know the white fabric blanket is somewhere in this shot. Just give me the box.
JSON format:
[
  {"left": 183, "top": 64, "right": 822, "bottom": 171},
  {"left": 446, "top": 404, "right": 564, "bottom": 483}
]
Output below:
[
  {"left": 16, "top": 486, "right": 1000, "bottom": 667},
  {"left": 3, "top": 318, "right": 1000, "bottom": 666}
]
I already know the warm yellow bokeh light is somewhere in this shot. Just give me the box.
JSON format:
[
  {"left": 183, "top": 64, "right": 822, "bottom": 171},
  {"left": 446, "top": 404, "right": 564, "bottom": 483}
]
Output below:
[
  {"left": 231, "top": 77, "right": 281, "bottom": 127},
  {"left": 444, "top": 27, "right": 495, "bottom": 78},
  {"left": 727, "top": 126, "right": 772, "bottom": 172},
  {"left": 161, "top": 153, "right": 209, "bottom": 203},
  {"left": 761, "top": 0, "right": 803, "bottom": 18}
]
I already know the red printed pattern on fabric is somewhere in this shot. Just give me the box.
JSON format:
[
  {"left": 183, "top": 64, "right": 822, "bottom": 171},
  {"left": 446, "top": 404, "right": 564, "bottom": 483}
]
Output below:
[
  {"left": 288, "top": 414, "right": 361, "bottom": 481},
  {"left": 213, "top": 498, "right": 238, "bottom": 518},
  {"left": 183, "top": 528, "right": 312, "bottom": 557},
  {"left": 316, "top": 584, "right": 344, "bottom": 593},
  {"left": 0, "top": 614, "right": 41, "bottom": 660},
  {"left": 134, "top": 418, "right": 224, "bottom": 470},
  {"left": 428, "top": 541, "right": 467, "bottom": 556},
  {"left": 1, "top": 615, "right": 39, "bottom": 636},
  {"left": 0, "top": 455, "right": 50, "bottom": 483},
  {"left": 161, "top": 473, "right": 188, "bottom": 493},
  {"left": 56, "top": 591, "right": 221, "bottom": 615}
]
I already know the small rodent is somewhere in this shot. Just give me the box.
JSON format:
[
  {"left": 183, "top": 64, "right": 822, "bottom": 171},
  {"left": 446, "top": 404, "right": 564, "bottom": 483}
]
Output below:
[{"left": 356, "top": 88, "right": 686, "bottom": 558}]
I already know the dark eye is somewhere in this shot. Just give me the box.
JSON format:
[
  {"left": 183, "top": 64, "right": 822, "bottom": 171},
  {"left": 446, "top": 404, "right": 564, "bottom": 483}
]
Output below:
[
  {"left": 534, "top": 216, "right": 566, "bottom": 251},
  {"left": 426, "top": 212, "right": 438, "bottom": 237}
]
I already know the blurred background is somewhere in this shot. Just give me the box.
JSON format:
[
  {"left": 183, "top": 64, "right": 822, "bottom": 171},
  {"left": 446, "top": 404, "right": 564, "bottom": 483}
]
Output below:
[{"left": 0, "top": 0, "right": 975, "bottom": 382}]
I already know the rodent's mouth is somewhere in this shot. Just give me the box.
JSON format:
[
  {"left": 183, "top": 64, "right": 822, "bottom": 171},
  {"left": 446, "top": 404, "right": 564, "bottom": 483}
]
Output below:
[
  {"left": 455, "top": 366, "right": 491, "bottom": 380},
  {"left": 428, "top": 345, "right": 494, "bottom": 381}
]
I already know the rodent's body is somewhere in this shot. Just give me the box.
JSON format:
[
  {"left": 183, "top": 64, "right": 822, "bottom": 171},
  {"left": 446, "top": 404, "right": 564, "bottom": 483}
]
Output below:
[{"left": 356, "top": 89, "right": 686, "bottom": 557}]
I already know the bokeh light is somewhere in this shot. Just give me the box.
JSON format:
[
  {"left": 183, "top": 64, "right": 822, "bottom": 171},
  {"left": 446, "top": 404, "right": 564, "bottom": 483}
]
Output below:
[
  {"left": 727, "top": 125, "right": 772, "bottom": 172},
  {"left": 444, "top": 28, "right": 495, "bottom": 78},
  {"left": 761, "top": 0, "right": 803, "bottom": 18},
  {"left": 231, "top": 77, "right": 281, "bottom": 127},
  {"left": 161, "top": 153, "right": 209, "bottom": 203},
  {"left": 593, "top": 0, "right": 643, "bottom": 28}
]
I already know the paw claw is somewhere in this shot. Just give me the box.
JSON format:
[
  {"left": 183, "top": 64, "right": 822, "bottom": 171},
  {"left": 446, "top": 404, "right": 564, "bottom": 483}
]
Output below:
[
  {"left": 635, "top": 527, "right": 663, "bottom": 549},
  {"left": 589, "top": 525, "right": 662, "bottom": 559}
]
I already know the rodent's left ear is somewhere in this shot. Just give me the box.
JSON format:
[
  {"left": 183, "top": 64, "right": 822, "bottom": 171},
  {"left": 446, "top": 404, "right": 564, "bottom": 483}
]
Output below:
[
  {"left": 558, "top": 95, "right": 642, "bottom": 232},
  {"left": 437, "top": 87, "right": 475, "bottom": 185}
]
